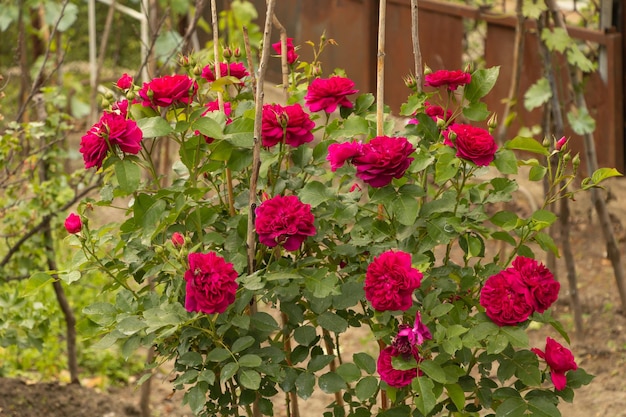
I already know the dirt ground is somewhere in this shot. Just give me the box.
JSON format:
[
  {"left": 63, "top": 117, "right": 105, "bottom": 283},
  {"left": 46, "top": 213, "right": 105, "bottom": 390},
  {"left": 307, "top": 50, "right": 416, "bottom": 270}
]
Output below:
[{"left": 1, "top": 172, "right": 626, "bottom": 416}]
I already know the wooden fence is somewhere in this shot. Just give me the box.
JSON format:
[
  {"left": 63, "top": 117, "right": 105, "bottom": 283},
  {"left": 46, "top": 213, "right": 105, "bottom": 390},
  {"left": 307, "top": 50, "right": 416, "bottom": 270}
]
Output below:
[{"left": 252, "top": 0, "right": 624, "bottom": 171}]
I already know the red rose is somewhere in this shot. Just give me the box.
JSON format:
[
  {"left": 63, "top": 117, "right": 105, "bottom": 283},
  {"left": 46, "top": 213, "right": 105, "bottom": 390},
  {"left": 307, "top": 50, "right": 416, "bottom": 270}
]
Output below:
[
  {"left": 425, "top": 102, "right": 453, "bottom": 122},
  {"left": 272, "top": 37, "right": 299, "bottom": 64},
  {"left": 304, "top": 76, "right": 358, "bottom": 113},
  {"left": 364, "top": 250, "right": 422, "bottom": 312},
  {"left": 480, "top": 268, "right": 534, "bottom": 326},
  {"left": 352, "top": 136, "right": 415, "bottom": 187},
  {"left": 532, "top": 337, "right": 578, "bottom": 391},
  {"left": 327, "top": 141, "right": 363, "bottom": 171},
  {"left": 512, "top": 256, "right": 560, "bottom": 313},
  {"left": 377, "top": 346, "right": 422, "bottom": 388},
  {"left": 138, "top": 74, "right": 198, "bottom": 108},
  {"left": 444, "top": 123, "right": 497, "bottom": 166},
  {"left": 202, "top": 62, "right": 249, "bottom": 84},
  {"left": 64, "top": 213, "right": 82, "bottom": 234},
  {"left": 261, "top": 103, "right": 315, "bottom": 147},
  {"left": 184, "top": 252, "right": 239, "bottom": 314},
  {"left": 171, "top": 232, "right": 185, "bottom": 247},
  {"left": 116, "top": 73, "right": 133, "bottom": 90},
  {"left": 255, "top": 195, "right": 316, "bottom": 251},
  {"left": 80, "top": 102, "right": 143, "bottom": 169},
  {"left": 424, "top": 69, "right": 471, "bottom": 91}
]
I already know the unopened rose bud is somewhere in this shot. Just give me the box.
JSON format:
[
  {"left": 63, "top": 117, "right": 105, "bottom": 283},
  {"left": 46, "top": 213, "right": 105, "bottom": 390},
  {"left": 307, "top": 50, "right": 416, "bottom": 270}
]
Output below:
[
  {"left": 572, "top": 154, "right": 580, "bottom": 168},
  {"left": 223, "top": 47, "right": 233, "bottom": 60},
  {"left": 100, "top": 97, "right": 111, "bottom": 108},
  {"left": 349, "top": 183, "right": 362, "bottom": 192},
  {"left": 556, "top": 136, "right": 568, "bottom": 151},
  {"left": 487, "top": 113, "right": 498, "bottom": 130},
  {"left": 564, "top": 153, "right": 572, "bottom": 162},
  {"left": 403, "top": 74, "right": 418, "bottom": 91},
  {"left": 126, "top": 90, "right": 136, "bottom": 101},
  {"left": 542, "top": 138, "right": 550, "bottom": 147},
  {"left": 154, "top": 246, "right": 164, "bottom": 255},
  {"left": 171, "top": 232, "right": 185, "bottom": 247},
  {"left": 192, "top": 65, "right": 203, "bottom": 76},
  {"left": 311, "top": 64, "right": 322, "bottom": 77},
  {"left": 104, "top": 90, "right": 114, "bottom": 100},
  {"left": 436, "top": 117, "right": 446, "bottom": 129},
  {"left": 64, "top": 213, "right": 82, "bottom": 234},
  {"left": 464, "top": 62, "right": 473, "bottom": 73},
  {"left": 447, "top": 130, "right": 457, "bottom": 141},
  {"left": 261, "top": 191, "right": 270, "bottom": 202},
  {"left": 423, "top": 65, "right": 432, "bottom": 75},
  {"left": 234, "top": 47, "right": 241, "bottom": 57}
]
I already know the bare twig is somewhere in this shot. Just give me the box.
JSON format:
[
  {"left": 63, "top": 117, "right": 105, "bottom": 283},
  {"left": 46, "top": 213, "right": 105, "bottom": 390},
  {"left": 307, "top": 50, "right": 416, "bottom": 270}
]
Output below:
[
  {"left": 271, "top": 15, "right": 289, "bottom": 101},
  {"left": 376, "top": 0, "right": 387, "bottom": 136},
  {"left": 410, "top": 0, "right": 423, "bottom": 92}
]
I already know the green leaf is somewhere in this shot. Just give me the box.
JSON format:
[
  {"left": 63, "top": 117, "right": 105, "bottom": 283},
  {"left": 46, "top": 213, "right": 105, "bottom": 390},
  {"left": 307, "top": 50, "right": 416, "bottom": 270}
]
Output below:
[
  {"left": 531, "top": 209, "right": 557, "bottom": 229},
  {"left": 412, "top": 376, "right": 437, "bottom": 416},
  {"left": 527, "top": 396, "right": 561, "bottom": 417},
  {"left": 512, "top": 350, "right": 542, "bottom": 386},
  {"left": 298, "top": 180, "right": 332, "bottom": 208},
  {"left": 238, "top": 369, "right": 261, "bottom": 390},
  {"left": 238, "top": 354, "right": 262, "bottom": 368},
  {"left": 500, "top": 326, "right": 529, "bottom": 348},
  {"left": 294, "top": 326, "right": 318, "bottom": 346},
  {"left": 541, "top": 27, "right": 571, "bottom": 53},
  {"left": 220, "top": 362, "right": 240, "bottom": 384},
  {"left": 462, "top": 101, "right": 490, "bottom": 121},
  {"left": 336, "top": 363, "right": 361, "bottom": 383},
  {"left": 591, "top": 167, "right": 622, "bottom": 185},
  {"left": 207, "top": 348, "right": 231, "bottom": 362},
  {"left": 116, "top": 316, "right": 146, "bottom": 336},
  {"left": 308, "top": 355, "right": 336, "bottom": 372},
  {"left": 524, "top": 77, "right": 552, "bottom": 111},
  {"left": 391, "top": 193, "right": 419, "bottom": 226},
  {"left": 493, "top": 148, "right": 519, "bottom": 175},
  {"left": 534, "top": 231, "right": 559, "bottom": 256},
  {"left": 523, "top": 0, "right": 547, "bottom": 19},
  {"left": 115, "top": 159, "right": 141, "bottom": 194},
  {"left": 431, "top": 303, "right": 454, "bottom": 318},
  {"left": 232, "top": 336, "right": 255, "bottom": 353},
  {"left": 490, "top": 211, "right": 520, "bottom": 231},
  {"left": 420, "top": 360, "right": 449, "bottom": 384},
  {"left": 317, "top": 311, "right": 349, "bottom": 333},
  {"left": 567, "top": 107, "right": 596, "bottom": 135},
  {"left": 464, "top": 66, "right": 500, "bottom": 103},
  {"left": 505, "top": 136, "right": 550, "bottom": 156},
  {"left": 355, "top": 376, "right": 379, "bottom": 401},
  {"left": 567, "top": 47, "right": 595, "bottom": 72},
  {"left": 137, "top": 116, "right": 173, "bottom": 138},
  {"left": 529, "top": 165, "right": 547, "bottom": 181},
  {"left": 566, "top": 368, "right": 594, "bottom": 388},
  {"left": 304, "top": 269, "right": 340, "bottom": 298},
  {"left": 353, "top": 352, "right": 377, "bottom": 374},
  {"left": 495, "top": 397, "right": 527, "bottom": 417},
  {"left": 192, "top": 116, "right": 224, "bottom": 140},
  {"left": 445, "top": 383, "right": 466, "bottom": 412},
  {"left": 178, "top": 351, "right": 203, "bottom": 367},
  {"left": 296, "top": 372, "right": 316, "bottom": 399},
  {"left": 185, "top": 383, "right": 208, "bottom": 415},
  {"left": 24, "top": 272, "right": 54, "bottom": 296},
  {"left": 318, "top": 371, "right": 347, "bottom": 393}
]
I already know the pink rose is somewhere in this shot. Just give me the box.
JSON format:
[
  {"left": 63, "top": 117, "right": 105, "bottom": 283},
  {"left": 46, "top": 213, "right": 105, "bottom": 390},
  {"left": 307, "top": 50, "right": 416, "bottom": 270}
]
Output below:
[
  {"left": 512, "top": 256, "right": 560, "bottom": 313},
  {"left": 424, "top": 69, "right": 471, "bottom": 91},
  {"left": 480, "top": 268, "right": 534, "bottom": 326},
  {"left": 80, "top": 102, "right": 143, "bottom": 169},
  {"left": 255, "top": 195, "right": 317, "bottom": 251},
  {"left": 202, "top": 62, "right": 249, "bottom": 84},
  {"left": 327, "top": 141, "right": 363, "bottom": 171},
  {"left": 393, "top": 311, "right": 432, "bottom": 356},
  {"left": 532, "top": 337, "right": 578, "bottom": 390},
  {"left": 377, "top": 346, "right": 422, "bottom": 388},
  {"left": 444, "top": 124, "right": 497, "bottom": 166},
  {"left": 556, "top": 136, "right": 568, "bottom": 151},
  {"left": 171, "top": 232, "right": 185, "bottom": 247},
  {"left": 184, "top": 252, "right": 239, "bottom": 314},
  {"left": 352, "top": 136, "right": 415, "bottom": 187},
  {"left": 138, "top": 74, "right": 198, "bottom": 108},
  {"left": 261, "top": 103, "right": 315, "bottom": 147},
  {"left": 364, "top": 250, "right": 422, "bottom": 312},
  {"left": 116, "top": 73, "right": 133, "bottom": 90},
  {"left": 64, "top": 213, "right": 82, "bottom": 234},
  {"left": 272, "top": 37, "right": 299, "bottom": 64},
  {"left": 304, "top": 76, "right": 358, "bottom": 113}
]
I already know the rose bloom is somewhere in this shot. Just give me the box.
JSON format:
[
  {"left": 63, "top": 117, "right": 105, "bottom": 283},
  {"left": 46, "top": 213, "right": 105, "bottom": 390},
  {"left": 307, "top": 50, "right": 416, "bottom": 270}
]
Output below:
[
  {"left": 424, "top": 69, "right": 471, "bottom": 91},
  {"left": 532, "top": 337, "right": 578, "bottom": 390},
  {"left": 364, "top": 250, "right": 422, "bottom": 312},
  {"left": 64, "top": 213, "right": 82, "bottom": 234},
  {"left": 393, "top": 311, "right": 432, "bottom": 356},
  {"left": 327, "top": 141, "right": 363, "bottom": 171},
  {"left": 304, "top": 76, "right": 358, "bottom": 113},
  {"left": 352, "top": 136, "right": 415, "bottom": 187},
  {"left": 261, "top": 103, "right": 315, "bottom": 147},
  {"left": 272, "top": 37, "right": 299, "bottom": 64},
  {"left": 79, "top": 102, "right": 143, "bottom": 169},
  {"left": 184, "top": 252, "right": 239, "bottom": 314},
  {"left": 444, "top": 123, "right": 497, "bottom": 166},
  {"left": 377, "top": 346, "right": 422, "bottom": 388},
  {"left": 408, "top": 102, "right": 454, "bottom": 126},
  {"left": 116, "top": 73, "right": 133, "bottom": 90},
  {"left": 138, "top": 74, "right": 198, "bottom": 108},
  {"left": 255, "top": 195, "right": 317, "bottom": 251},
  {"left": 480, "top": 268, "right": 535, "bottom": 326},
  {"left": 202, "top": 62, "right": 249, "bottom": 84},
  {"left": 512, "top": 256, "right": 560, "bottom": 313}
]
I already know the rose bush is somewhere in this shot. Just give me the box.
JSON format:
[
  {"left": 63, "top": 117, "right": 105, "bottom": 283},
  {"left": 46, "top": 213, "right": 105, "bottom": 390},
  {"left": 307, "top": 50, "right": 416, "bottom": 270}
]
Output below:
[{"left": 66, "top": 34, "right": 618, "bottom": 417}]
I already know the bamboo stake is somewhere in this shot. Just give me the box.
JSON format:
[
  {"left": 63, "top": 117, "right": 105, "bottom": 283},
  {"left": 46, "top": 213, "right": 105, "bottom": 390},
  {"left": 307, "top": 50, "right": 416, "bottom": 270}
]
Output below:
[
  {"left": 544, "top": 0, "right": 626, "bottom": 313},
  {"left": 376, "top": 0, "right": 387, "bottom": 137},
  {"left": 410, "top": 0, "right": 423, "bottom": 92}
]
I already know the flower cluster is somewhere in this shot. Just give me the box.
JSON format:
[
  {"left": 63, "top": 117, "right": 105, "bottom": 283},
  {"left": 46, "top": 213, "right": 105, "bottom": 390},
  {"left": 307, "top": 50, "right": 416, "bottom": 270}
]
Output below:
[
  {"left": 328, "top": 136, "right": 416, "bottom": 187},
  {"left": 480, "top": 256, "right": 560, "bottom": 326}
]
